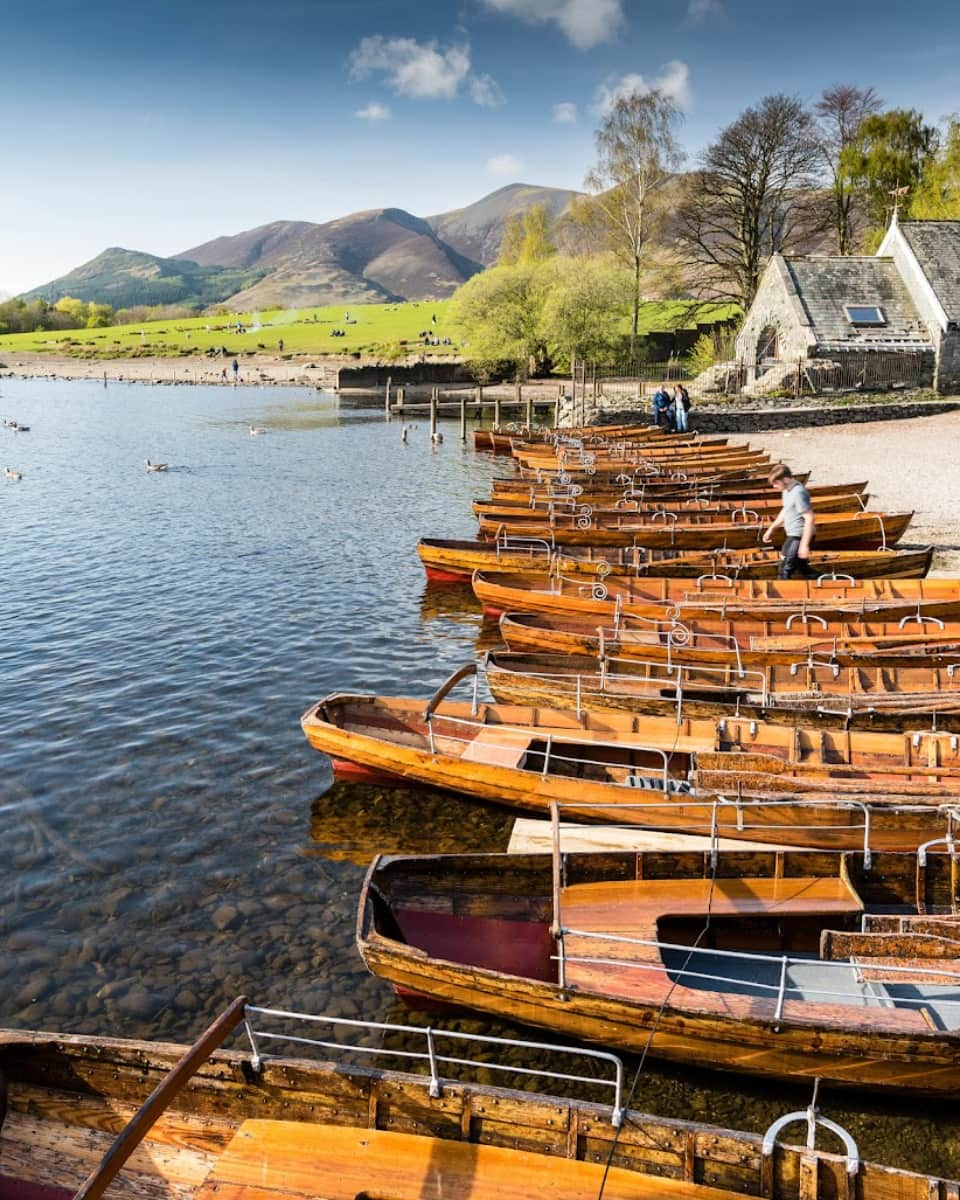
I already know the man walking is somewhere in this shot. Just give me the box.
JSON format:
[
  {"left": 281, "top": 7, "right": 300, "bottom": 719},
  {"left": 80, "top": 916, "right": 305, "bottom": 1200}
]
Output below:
[{"left": 762, "top": 463, "right": 816, "bottom": 579}]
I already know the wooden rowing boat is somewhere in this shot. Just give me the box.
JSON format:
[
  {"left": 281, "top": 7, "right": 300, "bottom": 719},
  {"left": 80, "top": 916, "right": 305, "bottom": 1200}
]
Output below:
[
  {"left": 489, "top": 477, "right": 866, "bottom": 503},
  {"left": 475, "top": 510, "right": 913, "bottom": 550},
  {"left": 14, "top": 1000, "right": 920, "bottom": 1199},
  {"left": 472, "top": 568, "right": 952, "bottom": 624},
  {"left": 482, "top": 650, "right": 960, "bottom": 731},
  {"left": 417, "top": 539, "right": 932, "bottom": 584},
  {"left": 300, "top": 672, "right": 960, "bottom": 843},
  {"left": 359, "top": 847, "right": 960, "bottom": 1094},
  {"left": 473, "top": 492, "right": 868, "bottom": 520},
  {"left": 497, "top": 610, "right": 960, "bottom": 670}
]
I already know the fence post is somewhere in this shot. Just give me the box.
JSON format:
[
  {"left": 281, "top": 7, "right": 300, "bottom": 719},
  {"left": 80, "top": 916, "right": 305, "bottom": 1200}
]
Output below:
[
  {"left": 396, "top": 387, "right": 405, "bottom": 414},
  {"left": 459, "top": 392, "right": 467, "bottom": 443},
  {"left": 556, "top": 384, "right": 563, "bottom": 429},
  {"left": 384, "top": 375, "right": 392, "bottom": 419},
  {"left": 430, "top": 388, "right": 438, "bottom": 439},
  {"left": 494, "top": 389, "right": 501, "bottom": 429},
  {"left": 526, "top": 386, "right": 534, "bottom": 430},
  {"left": 476, "top": 383, "right": 483, "bottom": 419}
]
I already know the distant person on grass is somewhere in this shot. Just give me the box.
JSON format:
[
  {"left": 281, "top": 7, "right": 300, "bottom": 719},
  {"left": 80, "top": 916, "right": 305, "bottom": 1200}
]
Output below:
[{"left": 763, "top": 464, "right": 816, "bottom": 579}]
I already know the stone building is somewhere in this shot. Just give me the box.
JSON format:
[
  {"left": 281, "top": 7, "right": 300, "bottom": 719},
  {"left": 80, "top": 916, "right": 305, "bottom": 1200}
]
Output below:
[{"left": 735, "top": 216, "right": 960, "bottom": 394}]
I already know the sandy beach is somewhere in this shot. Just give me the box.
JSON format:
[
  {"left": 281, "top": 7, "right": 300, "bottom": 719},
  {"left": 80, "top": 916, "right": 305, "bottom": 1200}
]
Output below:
[
  {"left": 0, "top": 351, "right": 342, "bottom": 389},
  {"left": 754, "top": 409, "right": 960, "bottom": 575}
]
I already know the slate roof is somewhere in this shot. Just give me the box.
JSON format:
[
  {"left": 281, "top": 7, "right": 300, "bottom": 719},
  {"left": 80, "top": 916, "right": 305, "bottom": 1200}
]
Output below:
[
  {"left": 898, "top": 220, "right": 960, "bottom": 324},
  {"left": 783, "top": 256, "right": 931, "bottom": 350}
]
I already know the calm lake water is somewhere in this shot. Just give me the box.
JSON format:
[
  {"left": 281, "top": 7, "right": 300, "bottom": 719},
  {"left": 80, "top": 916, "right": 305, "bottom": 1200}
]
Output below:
[{"left": 1, "top": 377, "right": 956, "bottom": 1175}]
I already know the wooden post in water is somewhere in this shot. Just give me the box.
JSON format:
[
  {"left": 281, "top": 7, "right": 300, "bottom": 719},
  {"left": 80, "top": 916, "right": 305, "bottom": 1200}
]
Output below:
[
  {"left": 430, "top": 388, "right": 439, "bottom": 439},
  {"left": 556, "top": 384, "right": 563, "bottom": 429},
  {"left": 515, "top": 381, "right": 522, "bottom": 429},
  {"left": 384, "top": 375, "right": 392, "bottom": 419},
  {"left": 476, "top": 384, "right": 483, "bottom": 421},
  {"left": 493, "top": 389, "right": 501, "bottom": 430},
  {"left": 526, "top": 386, "right": 534, "bottom": 430},
  {"left": 396, "top": 387, "right": 405, "bottom": 415},
  {"left": 459, "top": 392, "right": 467, "bottom": 442}
]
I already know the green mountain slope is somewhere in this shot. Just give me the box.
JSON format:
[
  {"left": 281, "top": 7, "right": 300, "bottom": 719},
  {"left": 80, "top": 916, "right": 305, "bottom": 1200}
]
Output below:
[{"left": 23, "top": 248, "right": 268, "bottom": 309}]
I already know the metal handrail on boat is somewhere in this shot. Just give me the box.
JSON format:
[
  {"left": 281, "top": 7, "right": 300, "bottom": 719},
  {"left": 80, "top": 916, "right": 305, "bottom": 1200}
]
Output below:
[
  {"left": 552, "top": 927, "right": 960, "bottom": 1019},
  {"left": 485, "top": 657, "right": 770, "bottom": 719},
  {"left": 549, "top": 797, "right": 875, "bottom": 868},
  {"left": 242, "top": 1005, "right": 625, "bottom": 1125}
]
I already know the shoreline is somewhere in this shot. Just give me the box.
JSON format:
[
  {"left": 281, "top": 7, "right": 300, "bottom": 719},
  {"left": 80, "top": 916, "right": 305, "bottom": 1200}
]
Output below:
[{"left": 0, "top": 351, "right": 342, "bottom": 389}]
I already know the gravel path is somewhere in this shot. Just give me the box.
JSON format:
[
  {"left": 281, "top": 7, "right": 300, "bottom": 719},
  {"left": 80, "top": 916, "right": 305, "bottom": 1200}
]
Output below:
[{"left": 745, "top": 409, "right": 960, "bottom": 576}]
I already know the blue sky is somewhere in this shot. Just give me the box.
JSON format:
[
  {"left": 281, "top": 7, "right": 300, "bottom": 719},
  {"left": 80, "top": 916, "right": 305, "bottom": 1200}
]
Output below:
[{"left": 2, "top": 0, "right": 958, "bottom": 293}]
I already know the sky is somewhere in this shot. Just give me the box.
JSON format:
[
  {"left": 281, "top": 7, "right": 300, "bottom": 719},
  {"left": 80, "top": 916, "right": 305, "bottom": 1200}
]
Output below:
[{"left": 1, "top": 0, "right": 959, "bottom": 293}]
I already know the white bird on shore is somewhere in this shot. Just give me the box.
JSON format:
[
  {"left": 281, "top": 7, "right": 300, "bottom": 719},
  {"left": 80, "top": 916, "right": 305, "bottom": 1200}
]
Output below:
[
  {"left": 145, "top": 459, "right": 168, "bottom": 472},
  {"left": 4, "top": 467, "right": 22, "bottom": 480},
  {"left": 249, "top": 424, "right": 267, "bottom": 436}
]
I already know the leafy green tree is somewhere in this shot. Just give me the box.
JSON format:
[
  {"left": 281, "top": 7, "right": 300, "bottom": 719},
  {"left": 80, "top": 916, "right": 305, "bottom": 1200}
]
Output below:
[
  {"left": 585, "top": 89, "right": 684, "bottom": 347},
  {"left": 840, "top": 109, "right": 938, "bottom": 243},
  {"left": 517, "top": 204, "right": 556, "bottom": 264},
  {"left": 540, "top": 257, "right": 631, "bottom": 371},
  {"left": 54, "top": 296, "right": 89, "bottom": 324},
  {"left": 449, "top": 263, "right": 550, "bottom": 378},
  {"left": 910, "top": 116, "right": 960, "bottom": 219},
  {"left": 85, "top": 303, "right": 113, "bottom": 328},
  {"left": 497, "top": 206, "right": 556, "bottom": 266},
  {"left": 497, "top": 215, "right": 525, "bottom": 266}
]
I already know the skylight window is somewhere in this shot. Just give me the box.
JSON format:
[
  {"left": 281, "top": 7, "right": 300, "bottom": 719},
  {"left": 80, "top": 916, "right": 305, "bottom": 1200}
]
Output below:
[{"left": 845, "top": 305, "right": 886, "bottom": 325}]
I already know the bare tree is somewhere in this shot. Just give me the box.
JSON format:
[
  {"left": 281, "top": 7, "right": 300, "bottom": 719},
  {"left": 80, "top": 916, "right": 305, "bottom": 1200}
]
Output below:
[
  {"left": 583, "top": 90, "right": 684, "bottom": 348},
  {"left": 815, "top": 84, "right": 883, "bottom": 254},
  {"left": 675, "top": 95, "right": 824, "bottom": 310}
]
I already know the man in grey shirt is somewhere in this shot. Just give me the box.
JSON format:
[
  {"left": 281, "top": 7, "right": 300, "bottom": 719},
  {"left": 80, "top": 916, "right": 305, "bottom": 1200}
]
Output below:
[{"left": 762, "top": 464, "right": 816, "bottom": 579}]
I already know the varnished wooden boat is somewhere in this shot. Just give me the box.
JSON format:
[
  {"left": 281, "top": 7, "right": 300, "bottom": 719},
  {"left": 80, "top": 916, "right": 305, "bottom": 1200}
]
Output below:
[
  {"left": 359, "top": 847, "right": 960, "bottom": 1094},
  {"left": 300, "top": 673, "right": 960, "bottom": 848},
  {"left": 497, "top": 610, "right": 960, "bottom": 670},
  {"left": 489, "top": 477, "right": 867, "bottom": 503},
  {"left": 472, "top": 568, "right": 953, "bottom": 624},
  {"left": 475, "top": 510, "right": 913, "bottom": 550},
  {"left": 15, "top": 999, "right": 923, "bottom": 1199},
  {"left": 417, "top": 539, "right": 932, "bottom": 584},
  {"left": 473, "top": 491, "right": 868, "bottom": 521},
  {"left": 475, "top": 423, "right": 691, "bottom": 452},
  {"left": 483, "top": 650, "right": 960, "bottom": 732}
]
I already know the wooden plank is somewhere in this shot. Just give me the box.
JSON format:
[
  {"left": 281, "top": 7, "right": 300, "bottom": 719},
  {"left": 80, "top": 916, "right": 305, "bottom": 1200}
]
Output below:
[
  {"left": 198, "top": 1120, "right": 750, "bottom": 1200},
  {"left": 508, "top": 819, "right": 795, "bottom": 855}
]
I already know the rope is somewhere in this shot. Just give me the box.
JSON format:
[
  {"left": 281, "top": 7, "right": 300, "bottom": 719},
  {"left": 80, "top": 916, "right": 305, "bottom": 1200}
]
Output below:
[{"left": 595, "top": 811, "right": 720, "bottom": 1200}]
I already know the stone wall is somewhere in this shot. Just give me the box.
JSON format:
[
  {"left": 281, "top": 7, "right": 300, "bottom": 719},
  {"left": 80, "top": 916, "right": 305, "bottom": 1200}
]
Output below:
[
  {"left": 336, "top": 362, "right": 480, "bottom": 390},
  {"left": 583, "top": 399, "right": 960, "bottom": 433},
  {"left": 734, "top": 255, "right": 817, "bottom": 367},
  {"left": 935, "top": 330, "right": 960, "bottom": 394}
]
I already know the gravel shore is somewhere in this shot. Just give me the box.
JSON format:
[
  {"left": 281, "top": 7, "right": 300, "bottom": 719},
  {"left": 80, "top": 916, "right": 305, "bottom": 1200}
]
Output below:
[{"left": 750, "top": 409, "right": 960, "bottom": 575}]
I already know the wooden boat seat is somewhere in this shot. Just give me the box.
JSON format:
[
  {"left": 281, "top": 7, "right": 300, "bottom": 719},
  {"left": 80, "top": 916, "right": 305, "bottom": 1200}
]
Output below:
[
  {"left": 459, "top": 729, "right": 532, "bottom": 768},
  {"left": 560, "top": 876, "right": 865, "bottom": 1011},
  {"left": 196, "top": 1120, "right": 747, "bottom": 1200}
]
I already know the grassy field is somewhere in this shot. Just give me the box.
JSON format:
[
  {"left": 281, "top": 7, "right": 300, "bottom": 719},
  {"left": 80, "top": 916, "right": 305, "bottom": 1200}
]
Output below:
[{"left": 0, "top": 298, "right": 737, "bottom": 360}]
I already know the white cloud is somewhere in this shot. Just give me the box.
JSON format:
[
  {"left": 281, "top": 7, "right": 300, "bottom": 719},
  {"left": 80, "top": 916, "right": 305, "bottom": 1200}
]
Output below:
[
  {"left": 481, "top": 0, "right": 624, "bottom": 50},
  {"left": 685, "top": 0, "right": 723, "bottom": 23},
  {"left": 354, "top": 100, "right": 392, "bottom": 121},
  {"left": 486, "top": 153, "right": 525, "bottom": 177},
  {"left": 470, "top": 73, "right": 505, "bottom": 108},
  {"left": 593, "top": 60, "right": 692, "bottom": 115},
  {"left": 349, "top": 36, "right": 471, "bottom": 100},
  {"left": 552, "top": 101, "right": 578, "bottom": 123}
]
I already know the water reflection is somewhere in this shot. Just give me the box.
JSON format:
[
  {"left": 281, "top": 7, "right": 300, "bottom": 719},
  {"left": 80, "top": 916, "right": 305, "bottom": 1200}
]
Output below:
[{"left": 1, "top": 378, "right": 957, "bottom": 1176}]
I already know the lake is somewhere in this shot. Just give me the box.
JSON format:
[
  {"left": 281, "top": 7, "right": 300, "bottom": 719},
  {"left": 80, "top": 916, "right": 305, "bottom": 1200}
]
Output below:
[{"left": 1, "top": 377, "right": 956, "bottom": 1174}]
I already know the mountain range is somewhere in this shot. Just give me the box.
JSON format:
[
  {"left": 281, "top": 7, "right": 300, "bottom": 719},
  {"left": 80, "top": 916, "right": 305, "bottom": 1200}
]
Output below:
[{"left": 22, "top": 184, "right": 579, "bottom": 311}]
